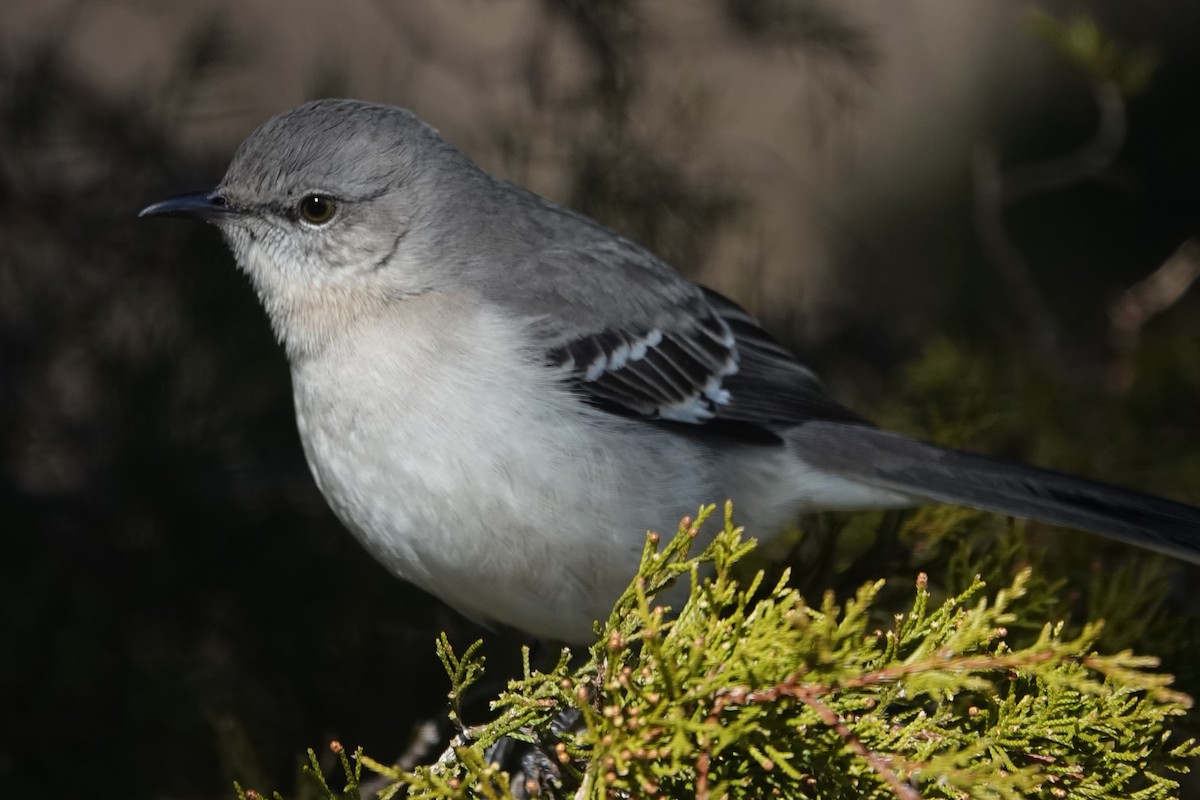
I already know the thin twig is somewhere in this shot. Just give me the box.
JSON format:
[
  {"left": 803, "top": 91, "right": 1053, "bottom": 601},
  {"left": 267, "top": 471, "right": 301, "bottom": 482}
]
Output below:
[
  {"left": 795, "top": 689, "right": 922, "bottom": 800},
  {"left": 1107, "top": 238, "right": 1200, "bottom": 392},
  {"left": 972, "top": 81, "right": 1127, "bottom": 370},
  {"left": 708, "top": 649, "right": 1075, "bottom": 798}
]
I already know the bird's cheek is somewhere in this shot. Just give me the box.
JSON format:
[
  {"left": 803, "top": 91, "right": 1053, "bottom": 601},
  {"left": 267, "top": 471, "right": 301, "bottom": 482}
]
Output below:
[{"left": 313, "top": 233, "right": 366, "bottom": 273}]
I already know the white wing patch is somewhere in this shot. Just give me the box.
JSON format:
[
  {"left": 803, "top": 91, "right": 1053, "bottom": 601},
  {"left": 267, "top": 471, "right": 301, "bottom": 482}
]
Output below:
[
  {"left": 549, "top": 315, "right": 740, "bottom": 424},
  {"left": 582, "top": 329, "right": 663, "bottom": 380},
  {"left": 628, "top": 330, "right": 662, "bottom": 361},
  {"left": 658, "top": 353, "right": 738, "bottom": 423}
]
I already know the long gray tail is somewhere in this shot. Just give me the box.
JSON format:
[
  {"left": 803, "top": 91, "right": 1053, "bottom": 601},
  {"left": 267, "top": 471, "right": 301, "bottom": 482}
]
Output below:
[{"left": 788, "top": 421, "right": 1200, "bottom": 564}]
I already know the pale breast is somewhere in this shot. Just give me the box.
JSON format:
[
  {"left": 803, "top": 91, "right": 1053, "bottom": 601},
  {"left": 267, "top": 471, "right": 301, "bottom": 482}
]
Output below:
[{"left": 288, "top": 294, "right": 713, "bottom": 641}]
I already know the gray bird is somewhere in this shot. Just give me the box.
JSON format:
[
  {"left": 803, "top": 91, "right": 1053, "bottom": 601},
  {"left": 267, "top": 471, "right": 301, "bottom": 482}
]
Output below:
[{"left": 142, "top": 99, "right": 1200, "bottom": 644}]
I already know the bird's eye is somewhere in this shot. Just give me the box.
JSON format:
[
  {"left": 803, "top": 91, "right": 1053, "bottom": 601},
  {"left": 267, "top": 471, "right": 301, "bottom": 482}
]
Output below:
[{"left": 298, "top": 194, "right": 336, "bottom": 225}]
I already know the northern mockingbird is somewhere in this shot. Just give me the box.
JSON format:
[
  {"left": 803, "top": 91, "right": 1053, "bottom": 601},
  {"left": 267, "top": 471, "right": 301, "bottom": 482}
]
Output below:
[{"left": 141, "top": 99, "right": 1200, "bottom": 643}]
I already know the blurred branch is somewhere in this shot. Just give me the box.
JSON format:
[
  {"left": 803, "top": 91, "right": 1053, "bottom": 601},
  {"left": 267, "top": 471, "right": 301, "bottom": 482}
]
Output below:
[
  {"left": 1026, "top": 9, "right": 1161, "bottom": 97},
  {"left": 972, "top": 11, "right": 1167, "bottom": 376},
  {"left": 972, "top": 80, "right": 1126, "bottom": 372},
  {"left": 972, "top": 143, "right": 1063, "bottom": 367},
  {"left": 721, "top": 0, "right": 876, "bottom": 144},
  {"left": 721, "top": 0, "right": 878, "bottom": 68},
  {"left": 996, "top": 81, "right": 1127, "bottom": 204},
  {"left": 1107, "top": 238, "right": 1200, "bottom": 393},
  {"left": 540, "top": 0, "right": 643, "bottom": 117}
]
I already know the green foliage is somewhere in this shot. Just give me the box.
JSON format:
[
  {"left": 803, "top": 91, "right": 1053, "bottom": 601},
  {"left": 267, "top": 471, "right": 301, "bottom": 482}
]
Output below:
[
  {"left": 235, "top": 742, "right": 365, "bottom": 800},
  {"left": 1026, "top": 8, "right": 1160, "bottom": 95},
  {"left": 267, "top": 505, "right": 1199, "bottom": 799},
  {"left": 839, "top": 339, "right": 1200, "bottom": 711}
]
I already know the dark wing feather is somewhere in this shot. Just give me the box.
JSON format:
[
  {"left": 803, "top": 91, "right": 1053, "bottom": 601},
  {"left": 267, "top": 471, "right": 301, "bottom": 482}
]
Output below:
[
  {"left": 546, "top": 305, "right": 738, "bottom": 424},
  {"left": 544, "top": 284, "right": 870, "bottom": 442},
  {"left": 698, "top": 289, "right": 871, "bottom": 427},
  {"left": 473, "top": 210, "right": 868, "bottom": 439}
]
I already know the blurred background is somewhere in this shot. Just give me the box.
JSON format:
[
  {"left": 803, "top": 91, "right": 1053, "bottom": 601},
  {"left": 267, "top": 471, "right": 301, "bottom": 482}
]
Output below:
[{"left": 2, "top": 1, "right": 1199, "bottom": 797}]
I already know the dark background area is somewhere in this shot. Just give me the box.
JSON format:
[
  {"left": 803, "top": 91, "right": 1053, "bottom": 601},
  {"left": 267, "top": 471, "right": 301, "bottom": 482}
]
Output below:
[{"left": 2, "top": 1, "right": 1199, "bottom": 797}]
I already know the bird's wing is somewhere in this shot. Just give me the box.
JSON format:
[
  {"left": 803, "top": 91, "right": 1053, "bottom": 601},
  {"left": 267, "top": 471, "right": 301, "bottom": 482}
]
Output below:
[
  {"left": 488, "top": 226, "right": 1200, "bottom": 559},
  {"left": 492, "top": 238, "right": 870, "bottom": 441}
]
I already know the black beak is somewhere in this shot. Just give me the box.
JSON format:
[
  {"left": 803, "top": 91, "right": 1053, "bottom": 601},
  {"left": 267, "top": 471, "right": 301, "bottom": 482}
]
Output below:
[{"left": 139, "top": 190, "right": 237, "bottom": 222}]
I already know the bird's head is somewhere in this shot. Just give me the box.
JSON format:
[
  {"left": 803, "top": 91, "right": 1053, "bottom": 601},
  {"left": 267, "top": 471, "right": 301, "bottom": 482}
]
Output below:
[{"left": 141, "top": 99, "right": 485, "bottom": 357}]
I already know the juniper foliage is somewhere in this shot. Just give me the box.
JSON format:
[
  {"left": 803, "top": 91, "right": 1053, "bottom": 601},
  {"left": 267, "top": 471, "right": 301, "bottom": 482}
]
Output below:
[{"left": 245, "top": 504, "right": 1198, "bottom": 800}]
